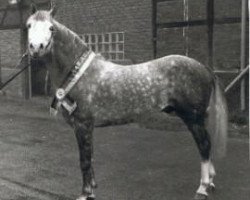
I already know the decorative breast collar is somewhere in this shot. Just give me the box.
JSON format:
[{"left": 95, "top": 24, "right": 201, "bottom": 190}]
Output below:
[{"left": 50, "top": 50, "right": 96, "bottom": 115}]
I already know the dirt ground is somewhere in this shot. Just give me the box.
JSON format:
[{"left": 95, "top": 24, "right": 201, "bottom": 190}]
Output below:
[{"left": 0, "top": 97, "right": 249, "bottom": 200}]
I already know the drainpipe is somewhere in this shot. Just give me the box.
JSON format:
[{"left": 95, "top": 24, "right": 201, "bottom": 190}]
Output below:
[{"left": 240, "top": 0, "right": 247, "bottom": 111}]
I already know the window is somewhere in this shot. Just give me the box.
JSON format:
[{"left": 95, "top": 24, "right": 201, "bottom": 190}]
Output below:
[{"left": 81, "top": 32, "right": 125, "bottom": 61}]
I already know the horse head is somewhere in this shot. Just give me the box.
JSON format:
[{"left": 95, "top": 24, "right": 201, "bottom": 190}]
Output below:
[{"left": 26, "top": 4, "right": 57, "bottom": 58}]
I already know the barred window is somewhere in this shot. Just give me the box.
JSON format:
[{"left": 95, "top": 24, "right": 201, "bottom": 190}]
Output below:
[{"left": 80, "top": 32, "right": 125, "bottom": 61}]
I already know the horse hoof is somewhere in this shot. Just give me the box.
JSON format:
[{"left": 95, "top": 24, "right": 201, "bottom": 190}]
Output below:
[
  {"left": 87, "top": 197, "right": 95, "bottom": 200},
  {"left": 194, "top": 193, "right": 208, "bottom": 200},
  {"left": 76, "top": 195, "right": 95, "bottom": 200},
  {"left": 76, "top": 196, "right": 87, "bottom": 200},
  {"left": 208, "top": 183, "right": 215, "bottom": 192}
]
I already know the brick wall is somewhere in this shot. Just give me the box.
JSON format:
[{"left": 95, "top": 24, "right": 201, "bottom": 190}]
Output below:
[
  {"left": 0, "top": 29, "right": 21, "bottom": 68},
  {"left": 156, "top": 0, "right": 247, "bottom": 111},
  {"left": 156, "top": 0, "right": 244, "bottom": 70},
  {"left": 54, "top": 0, "right": 153, "bottom": 63},
  {"left": 213, "top": 23, "right": 242, "bottom": 70},
  {"left": 1, "top": 0, "right": 243, "bottom": 69},
  {"left": 213, "top": 0, "right": 244, "bottom": 70},
  {"left": 0, "top": 29, "right": 23, "bottom": 98},
  {"left": 156, "top": 0, "right": 208, "bottom": 64}
]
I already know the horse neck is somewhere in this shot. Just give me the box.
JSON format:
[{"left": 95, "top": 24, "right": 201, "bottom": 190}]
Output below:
[
  {"left": 46, "top": 20, "right": 116, "bottom": 86},
  {"left": 47, "top": 20, "right": 89, "bottom": 84}
]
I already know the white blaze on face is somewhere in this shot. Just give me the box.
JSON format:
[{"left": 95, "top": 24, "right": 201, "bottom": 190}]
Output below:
[{"left": 27, "top": 20, "right": 53, "bottom": 57}]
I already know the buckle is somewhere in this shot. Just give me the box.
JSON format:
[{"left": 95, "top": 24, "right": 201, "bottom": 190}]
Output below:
[
  {"left": 61, "top": 98, "right": 77, "bottom": 115},
  {"left": 50, "top": 95, "right": 77, "bottom": 116},
  {"left": 56, "top": 88, "right": 66, "bottom": 100}
]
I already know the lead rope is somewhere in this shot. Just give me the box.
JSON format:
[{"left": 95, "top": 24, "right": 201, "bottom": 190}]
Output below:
[{"left": 0, "top": 51, "right": 29, "bottom": 91}]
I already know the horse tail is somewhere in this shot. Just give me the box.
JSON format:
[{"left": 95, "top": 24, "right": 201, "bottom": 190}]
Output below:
[{"left": 206, "top": 77, "right": 228, "bottom": 159}]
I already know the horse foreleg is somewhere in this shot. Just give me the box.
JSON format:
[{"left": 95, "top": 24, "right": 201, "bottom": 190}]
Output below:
[{"left": 73, "top": 117, "right": 97, "bottom": 200}]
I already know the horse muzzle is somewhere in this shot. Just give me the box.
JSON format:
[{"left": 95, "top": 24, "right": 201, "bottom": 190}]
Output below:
[{"left": 28, "top": 40, "right": 52, "bottom": 58}]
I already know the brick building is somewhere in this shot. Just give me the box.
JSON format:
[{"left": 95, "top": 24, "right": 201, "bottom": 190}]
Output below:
[
  {"left": 0, "top": 0, "right": 248, "bottom": 110},
  {"left": 53, "top": 0, "right": 245, "bottom": 69},
  {"left": 54, "top": 0, "right": 153, "bottom": 64}
]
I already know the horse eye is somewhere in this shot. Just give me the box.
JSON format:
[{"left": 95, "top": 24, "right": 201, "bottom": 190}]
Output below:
[
  {"left": 49, "top": 26, "right": 54, "bottom": 32},
  {"left": 27, "top": 24, "right": 31, "bottom": 29}
]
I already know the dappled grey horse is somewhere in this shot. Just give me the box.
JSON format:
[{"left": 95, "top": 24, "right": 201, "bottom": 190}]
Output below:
[{"left": 26, "top": 5, "right": 228, "bottom": 200}]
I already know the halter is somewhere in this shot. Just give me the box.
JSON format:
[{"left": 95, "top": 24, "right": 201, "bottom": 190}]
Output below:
[{"left": 50, "top": 50, "right": 96, "bottom": 115}]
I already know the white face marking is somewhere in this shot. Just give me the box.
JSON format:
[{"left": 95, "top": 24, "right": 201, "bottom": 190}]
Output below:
[{"left": 27, "top": 19, "right": 53, "bottom": 57}]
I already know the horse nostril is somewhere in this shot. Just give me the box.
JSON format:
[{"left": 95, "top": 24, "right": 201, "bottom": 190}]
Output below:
[
  {"left": 33, "top": 52, "right": 39, "bottom": 58},
  {"left": 40, "top": 43, "right": 44, "bottom": 49},
  {"left": 29, "top": 43, "right": 34, "bottom": 49}
]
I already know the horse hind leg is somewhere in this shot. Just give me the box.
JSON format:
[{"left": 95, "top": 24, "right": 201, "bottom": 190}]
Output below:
[
  {"left": 208, "top": 161, "right": 216, "bottom": 191},
  {"left": 196, "top": 160, "right": 216, "bottom": 198},
  {"left": 178, "top": 112, "right": 212, "bottom": 200}
]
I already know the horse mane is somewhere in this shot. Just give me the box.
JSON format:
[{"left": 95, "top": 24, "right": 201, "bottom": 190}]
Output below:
[
  {"left": 52, "top": 19, "right": 87, "bottom": 49},
  {"left": 49, "top": 18, "right": 94, "bottom": 70},
  {"left": 51, "top": 19, "right": 107, "bottom": 62}
]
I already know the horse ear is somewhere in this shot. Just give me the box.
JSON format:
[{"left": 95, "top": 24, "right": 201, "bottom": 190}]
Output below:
[
  {"left": 31, "top": 3, "right": 37, "bottom": 14},
  {"left": 49, "top": 3, "right": 57, "bottom": 17}
]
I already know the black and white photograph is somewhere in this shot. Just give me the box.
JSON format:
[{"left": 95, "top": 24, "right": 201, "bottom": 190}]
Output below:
[{"left": 0, "top": 0, "right": 249, "bottom": 200}]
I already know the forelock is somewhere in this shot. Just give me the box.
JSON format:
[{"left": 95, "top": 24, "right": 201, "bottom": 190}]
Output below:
[{"left": 31, "top": 11, "right": 51, "bottom": 22}]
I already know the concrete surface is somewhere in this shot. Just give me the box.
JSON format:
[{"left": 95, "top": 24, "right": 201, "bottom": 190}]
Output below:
[{"left": 0, "top": 97, "right": 249, "bottom": 200}]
